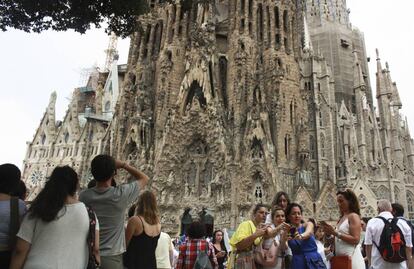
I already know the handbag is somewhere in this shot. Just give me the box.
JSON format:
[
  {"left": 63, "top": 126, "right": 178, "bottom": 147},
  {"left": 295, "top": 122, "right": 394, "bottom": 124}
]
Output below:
[
  {"left": 331, "top": 228, "right": 356, "bottom": 269},
  {"left": 254, "top": 239, "right": 278, "bottom": 267},
  {"left": 85, "top": 206, "right": 99, "bottom": 269},
  {"left": 330, "top": 255, "right": 351, "bottom": 269}
]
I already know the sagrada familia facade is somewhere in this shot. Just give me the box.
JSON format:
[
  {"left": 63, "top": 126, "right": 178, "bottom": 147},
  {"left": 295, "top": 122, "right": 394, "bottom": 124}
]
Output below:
[{"left": 22, "top": 0, "right": 414, "bottom": 233}]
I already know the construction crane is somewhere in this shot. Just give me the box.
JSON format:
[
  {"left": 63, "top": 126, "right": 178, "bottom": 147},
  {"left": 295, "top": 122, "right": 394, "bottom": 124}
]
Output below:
[{"left": 104, "top": 32, "right": 119, "bottom": 72}]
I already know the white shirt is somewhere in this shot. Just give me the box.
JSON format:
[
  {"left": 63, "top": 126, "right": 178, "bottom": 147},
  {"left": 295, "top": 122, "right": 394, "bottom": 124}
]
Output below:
[
  {"left": 316, "top": 240, "right": 330, "bottom": 269},
  {"left": 17, "top": 202, "right": 95, "bottom": 269},
  {"left": 364, "top": 211, "right": 413, "bottom": 269},
  {"left": 156, "top": 232, "right": 173, "bottom": 269}
]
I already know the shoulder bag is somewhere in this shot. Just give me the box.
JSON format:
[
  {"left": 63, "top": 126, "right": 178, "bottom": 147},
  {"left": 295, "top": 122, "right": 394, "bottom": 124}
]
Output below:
[
  {"left": 85, "top": 205, "right": 99, "bottom": 269},
  {"left": 233, "top": 221, "right": 257, "bottom": 269},
  {"left": 254, "top": 238, "right": 278, "bottom": 267}
]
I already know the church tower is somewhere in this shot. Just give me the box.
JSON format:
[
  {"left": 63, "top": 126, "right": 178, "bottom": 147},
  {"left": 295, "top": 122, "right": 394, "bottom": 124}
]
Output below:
[
  {"left": 302, "top": 0, "right": 373, "bottom": 108},
  {"left": 303, "top": 0, "right": 350, "bottom": 27},
  {"left": 106, "top": 1, "right": 309, "bottom": 232}
]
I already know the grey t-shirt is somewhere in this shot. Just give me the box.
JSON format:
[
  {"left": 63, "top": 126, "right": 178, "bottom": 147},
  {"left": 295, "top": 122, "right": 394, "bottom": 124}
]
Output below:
[
  {"left": 79, "top": 181, "right": 140, "bottom": 256},
  {"left": 0, "top": 199, "right": 27, "bottom": 248},
  {"left": 17, "top": 202, "right": 91, "bottom": 269}
]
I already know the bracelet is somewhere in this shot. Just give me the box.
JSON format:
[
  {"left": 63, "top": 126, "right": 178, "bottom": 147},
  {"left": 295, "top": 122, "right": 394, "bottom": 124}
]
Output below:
[{"left": 299, "top": 234, "right": 304, "bottom": 240}]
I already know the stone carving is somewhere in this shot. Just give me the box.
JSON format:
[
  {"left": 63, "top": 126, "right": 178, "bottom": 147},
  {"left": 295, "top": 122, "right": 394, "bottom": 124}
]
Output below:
[{"left": 22, "top": 1, "right": 414, "bottom": 234}]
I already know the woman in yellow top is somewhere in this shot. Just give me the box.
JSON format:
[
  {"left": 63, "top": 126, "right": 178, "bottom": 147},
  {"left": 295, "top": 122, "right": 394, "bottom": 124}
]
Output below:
[{"left": 229, "top": 204, "right": 268, "bottom": 269}]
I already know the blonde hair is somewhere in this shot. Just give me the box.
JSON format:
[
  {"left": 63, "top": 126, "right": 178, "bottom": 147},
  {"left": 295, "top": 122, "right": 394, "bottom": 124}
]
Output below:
[{"left": 136, "top": 190, "right": 160, "bottom": 225}]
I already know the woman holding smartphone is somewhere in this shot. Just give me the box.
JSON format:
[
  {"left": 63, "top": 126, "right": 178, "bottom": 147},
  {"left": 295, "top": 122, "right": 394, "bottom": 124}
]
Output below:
[
  {"left": 212, "top": 230, "right": 227, "bottom": 269},
  {"left": 229, "top": 204, "right": 268, "bottom": 269},
  {"left": 321, "top": 189, "right": 364, "bottom": 269},
  {"left": 286, "top": 203, "right": 326, "bottom": 269}
]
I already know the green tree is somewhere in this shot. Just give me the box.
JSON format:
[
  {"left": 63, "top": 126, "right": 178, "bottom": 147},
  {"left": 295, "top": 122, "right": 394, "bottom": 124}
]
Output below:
[
  {"left": 0, "top": 0, "right": 149, "bottom": 38},
  {"left": 0, "top": 0, "right": 210, "bottom": 37}
]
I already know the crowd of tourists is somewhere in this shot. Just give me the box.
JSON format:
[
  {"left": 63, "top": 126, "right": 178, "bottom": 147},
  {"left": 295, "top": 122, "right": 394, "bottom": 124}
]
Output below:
[{"left": 1, "top": 156, "right": 414, "bottom": 269}]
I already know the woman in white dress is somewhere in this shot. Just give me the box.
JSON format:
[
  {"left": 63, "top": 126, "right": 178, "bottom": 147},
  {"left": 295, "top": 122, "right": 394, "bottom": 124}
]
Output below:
[{"left": 321, "top": 189, "right": 365, "bottom": 269}]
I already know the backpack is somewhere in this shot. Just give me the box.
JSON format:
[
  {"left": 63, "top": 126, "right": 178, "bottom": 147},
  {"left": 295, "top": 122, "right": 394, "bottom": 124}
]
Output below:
[
  {"left": 193, "top": 244, "right": 213, "bottom": 269},
  {"left": 373, "top": 216, "right": 407, "bottom": 263}
]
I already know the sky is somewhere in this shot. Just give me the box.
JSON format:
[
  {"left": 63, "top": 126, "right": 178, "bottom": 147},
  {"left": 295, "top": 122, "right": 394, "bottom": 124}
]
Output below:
[{"left": 0, "top": 0, "right": 413, "bottom": 168}]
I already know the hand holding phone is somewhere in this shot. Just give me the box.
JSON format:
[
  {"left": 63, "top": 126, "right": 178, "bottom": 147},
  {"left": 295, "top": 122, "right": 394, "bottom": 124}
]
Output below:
[
  {"left": 319, "top": 221, "right": 328, "bottom": 226},
  {"left": 289, "top": 226, "right": 297, "bottom": 238}
]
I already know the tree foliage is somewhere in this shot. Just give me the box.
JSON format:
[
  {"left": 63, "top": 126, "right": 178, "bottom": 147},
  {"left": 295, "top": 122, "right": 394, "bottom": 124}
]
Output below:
[
  {"left": 0, "top": 0, "right": 149, "bottom": 37},
  {"left": 0, "top": 0, "right": 212, "bottom": 37}
]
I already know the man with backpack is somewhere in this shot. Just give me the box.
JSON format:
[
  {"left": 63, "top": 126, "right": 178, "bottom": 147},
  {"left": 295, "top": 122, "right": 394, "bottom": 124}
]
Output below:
[
  {"left": 365, "top": 199, "right": 414, "bottom": 269},
  {"left": 175, "top": 221, "right": 218, "bottom": 269}
]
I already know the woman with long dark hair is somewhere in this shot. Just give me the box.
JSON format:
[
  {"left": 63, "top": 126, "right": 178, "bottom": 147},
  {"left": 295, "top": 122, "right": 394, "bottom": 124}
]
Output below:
[
  {"left": 266, "top": 192, "right": 290, "bottom": 224},
  {"left": 285, "top": 203, "right": 326, "bottom": 269},
  {"left": 9, "top": 166, "right": 100, "bottom": 269},
  {"left": 321, "top": 189, "right": 364, "bottom": 269},
  {"left": 124, "top": 190, "right": 161, "bottom": 269},
  {"left": 212, "top": 230, "right": 227, "bottom": 269}
]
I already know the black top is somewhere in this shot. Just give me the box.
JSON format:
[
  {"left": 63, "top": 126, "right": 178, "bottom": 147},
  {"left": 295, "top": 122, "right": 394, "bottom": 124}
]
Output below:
[
  {"left": 213, "top": 244, "right": 227, "bottom": 269},
  {"left": 123, "top": 217, "right": 160, "bottom": 269}
]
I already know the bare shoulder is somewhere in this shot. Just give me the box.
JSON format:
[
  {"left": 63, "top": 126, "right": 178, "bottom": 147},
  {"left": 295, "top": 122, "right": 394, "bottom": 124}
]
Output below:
[
  {"left": 348, "top": 213, "right": 361, "bottom": 223},
  {"left": 128, "top": 216, "right": 143, "bottom": 227},
  {"left": 304, "top": 220, "right": 315, "bottom": 229}
]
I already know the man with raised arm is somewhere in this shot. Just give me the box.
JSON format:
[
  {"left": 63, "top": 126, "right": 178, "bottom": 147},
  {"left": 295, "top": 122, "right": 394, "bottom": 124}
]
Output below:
[{"left": 79, "top": 154, "right": 149, "bottom": 269}]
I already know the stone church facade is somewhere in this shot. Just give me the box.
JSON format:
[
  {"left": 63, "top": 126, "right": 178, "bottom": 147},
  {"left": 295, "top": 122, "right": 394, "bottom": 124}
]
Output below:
[{"left": 22, "top": 0, "right": 414, "bottom": 233}]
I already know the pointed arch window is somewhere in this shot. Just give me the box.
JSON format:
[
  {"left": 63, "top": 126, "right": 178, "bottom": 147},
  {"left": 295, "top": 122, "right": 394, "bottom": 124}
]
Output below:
[
  {"left": 41, "top": 133, "right": 46, "bottom": 145},
  {"left": 105, "top": 101, "right": 111, "bottom": 112},
  {"left": 394, "top": 186, "right": 401, "bottom": 203},
  {"left": 407, "top": 191, "right": 414, "bottom": 219},
  {"left": 257, "top": 4, "right": 264, "bottom": 42},
  {"left": 253, "top": 172, "right": 264, "bottom": 203},
  {"left": 376, "top": 186, "right": 390, "bottom": 200},
  {"left": 284, "top": 134, "right": 289, "bottom": 157},
  {"left": 310, "top": 135, "right": 316, "bottom": 159},
  {"left": 274, "top": 6, "right": 280, "bottom": 29},
  {"left": 320, "top": 134, "right": 326, "bottom": 158},
  {"left": 64, "top": 132, "right": 70, "bottom": 143}
]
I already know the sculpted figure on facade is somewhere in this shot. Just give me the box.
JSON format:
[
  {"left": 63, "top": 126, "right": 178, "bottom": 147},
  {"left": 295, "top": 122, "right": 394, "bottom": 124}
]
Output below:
[{"left": 22, "top": 1, "right": 414, "bottom": 233}]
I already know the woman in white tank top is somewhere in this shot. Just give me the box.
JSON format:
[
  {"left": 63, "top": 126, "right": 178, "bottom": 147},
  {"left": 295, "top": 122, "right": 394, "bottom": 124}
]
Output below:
[{"left": 321, "top": 189, "right": 365, "bottom": 269}]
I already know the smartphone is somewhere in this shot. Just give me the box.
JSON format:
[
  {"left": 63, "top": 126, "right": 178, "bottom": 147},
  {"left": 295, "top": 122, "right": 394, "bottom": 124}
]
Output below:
[
  {"left": 289, "top": 227, "right": 297, "bottom": 238},
  {"left": 319, "top": 221, "right": 328, "bottom": 226},
  {"left": 259, "top": 223, "right": 269, "bottom": 229}
]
